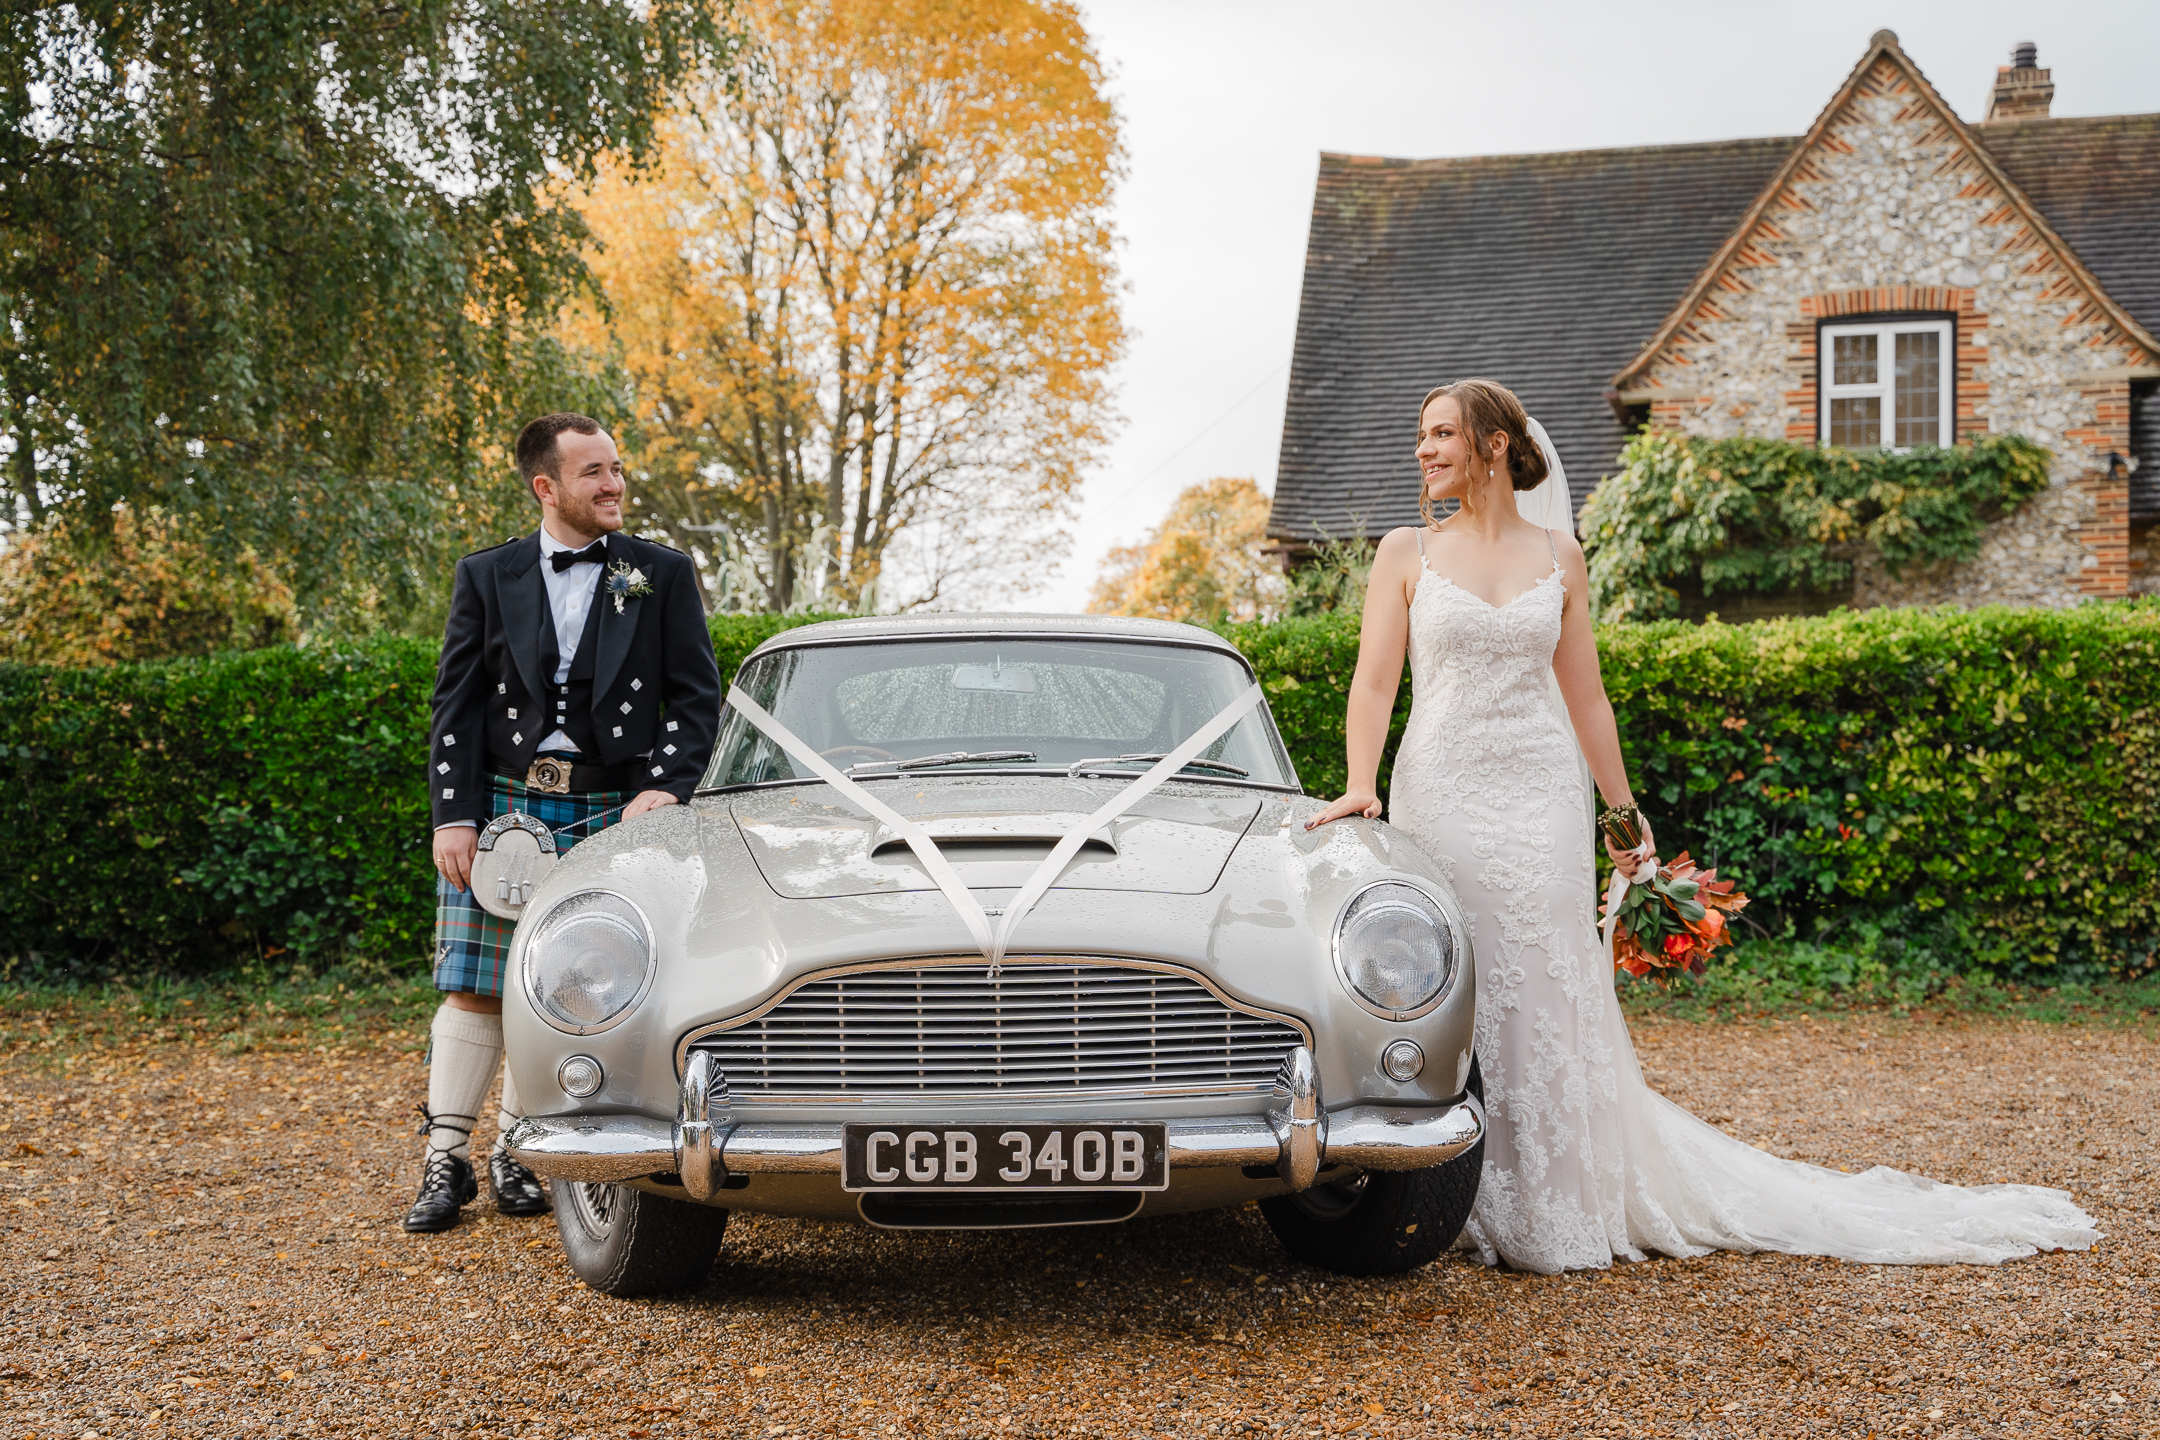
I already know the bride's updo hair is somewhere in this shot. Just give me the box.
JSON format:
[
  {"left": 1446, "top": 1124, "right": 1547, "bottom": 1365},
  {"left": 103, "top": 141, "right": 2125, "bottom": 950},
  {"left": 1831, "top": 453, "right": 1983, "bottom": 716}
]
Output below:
[{"left": 1418, "top": 378, "right": 1551, "bottom": 499}]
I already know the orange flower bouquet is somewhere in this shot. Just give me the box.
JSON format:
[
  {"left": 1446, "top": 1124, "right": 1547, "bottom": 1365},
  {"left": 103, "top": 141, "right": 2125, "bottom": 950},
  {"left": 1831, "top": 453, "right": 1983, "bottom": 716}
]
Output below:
[{"left": 1601, "top": 851, "right": 1749, "bottom": 982}]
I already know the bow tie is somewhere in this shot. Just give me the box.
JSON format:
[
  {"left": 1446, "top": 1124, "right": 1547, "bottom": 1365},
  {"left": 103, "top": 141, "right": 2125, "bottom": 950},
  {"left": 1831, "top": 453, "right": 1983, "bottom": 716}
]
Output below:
[{"left": 551, "top": 539, "right": 607, "bottom": 571}]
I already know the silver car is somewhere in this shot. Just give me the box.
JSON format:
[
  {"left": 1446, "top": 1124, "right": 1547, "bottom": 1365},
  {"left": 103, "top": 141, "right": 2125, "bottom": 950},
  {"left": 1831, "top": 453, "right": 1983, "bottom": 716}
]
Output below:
[{"left": 505, "top": 615, "right": 1484, "bottom": 1295}]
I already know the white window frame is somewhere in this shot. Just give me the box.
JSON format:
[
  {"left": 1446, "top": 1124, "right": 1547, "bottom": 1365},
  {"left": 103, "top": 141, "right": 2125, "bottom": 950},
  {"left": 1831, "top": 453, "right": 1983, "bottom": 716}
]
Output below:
[{"left": 1819, "top": 317, "right": 1955, "bottom": 450}]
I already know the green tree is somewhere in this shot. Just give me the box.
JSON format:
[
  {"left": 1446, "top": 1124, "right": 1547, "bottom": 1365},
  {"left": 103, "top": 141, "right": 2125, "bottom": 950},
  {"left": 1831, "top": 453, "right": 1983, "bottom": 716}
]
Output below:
[{"left": 0, "top": 0, "right": 738, "bottom": 628}]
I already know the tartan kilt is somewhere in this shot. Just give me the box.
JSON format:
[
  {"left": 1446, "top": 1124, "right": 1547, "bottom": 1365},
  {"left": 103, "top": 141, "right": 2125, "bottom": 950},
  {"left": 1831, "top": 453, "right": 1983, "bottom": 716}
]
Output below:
[{"left": 433, "top": 774, "right": 630, "bottom": 998}]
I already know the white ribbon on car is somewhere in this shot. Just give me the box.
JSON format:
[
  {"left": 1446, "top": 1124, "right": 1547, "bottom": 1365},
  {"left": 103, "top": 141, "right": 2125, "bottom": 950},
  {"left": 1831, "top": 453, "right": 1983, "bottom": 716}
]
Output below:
[{"left": 724, "top": 682, "right": 1265, "bottom": 969}]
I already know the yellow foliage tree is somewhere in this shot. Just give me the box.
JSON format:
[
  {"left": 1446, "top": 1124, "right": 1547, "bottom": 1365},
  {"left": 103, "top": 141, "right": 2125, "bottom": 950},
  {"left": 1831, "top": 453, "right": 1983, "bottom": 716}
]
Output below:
[
  {"left": 570, "top": 0, "right": 1125, "bottom": 611},
  {"left": 0, "top": 507, "right": 296, "bottom": 665},
  {"left": 1088, "top": 477, "right": 1284, "bottom": 624}
]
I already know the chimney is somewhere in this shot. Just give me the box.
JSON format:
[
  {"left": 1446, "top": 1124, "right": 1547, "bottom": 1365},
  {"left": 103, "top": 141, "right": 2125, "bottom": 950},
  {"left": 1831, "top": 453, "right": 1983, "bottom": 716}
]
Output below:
[{"left": 1985, "top": 41, "right": 2053, "bottom": 122}]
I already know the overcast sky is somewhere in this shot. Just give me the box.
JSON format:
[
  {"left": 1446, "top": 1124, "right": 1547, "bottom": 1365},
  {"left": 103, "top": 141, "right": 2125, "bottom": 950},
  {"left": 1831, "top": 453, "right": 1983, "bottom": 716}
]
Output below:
[{"left": 1025, "top": 0, "right": 2160, "bottom": 612}]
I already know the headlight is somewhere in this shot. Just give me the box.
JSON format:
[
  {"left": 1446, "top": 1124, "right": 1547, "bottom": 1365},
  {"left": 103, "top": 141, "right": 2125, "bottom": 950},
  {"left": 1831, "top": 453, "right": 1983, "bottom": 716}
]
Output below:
[
  {"left": 523, "top": 890, "right": 655, "bottom": 1035},
  {"left": 1332, "top": 882, "right": 1457, "bottom": 1020}
]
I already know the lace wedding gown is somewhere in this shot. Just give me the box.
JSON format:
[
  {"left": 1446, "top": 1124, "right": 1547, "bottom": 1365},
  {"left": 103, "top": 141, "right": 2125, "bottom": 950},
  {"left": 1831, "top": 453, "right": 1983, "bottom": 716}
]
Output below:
[{"left": 1386, "top": 531, "right": 2099, "bottom": 1273}]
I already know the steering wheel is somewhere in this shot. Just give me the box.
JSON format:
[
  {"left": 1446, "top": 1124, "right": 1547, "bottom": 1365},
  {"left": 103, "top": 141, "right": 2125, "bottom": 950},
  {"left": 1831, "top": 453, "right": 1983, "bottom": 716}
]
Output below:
[{"left": 819, "top": 744, "right": 901, "bottom": 765}]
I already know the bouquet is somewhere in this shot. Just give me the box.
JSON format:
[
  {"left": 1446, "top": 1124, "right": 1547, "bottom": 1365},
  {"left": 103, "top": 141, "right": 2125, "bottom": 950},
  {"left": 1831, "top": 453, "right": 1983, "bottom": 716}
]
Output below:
[{"left": 1596, "top": 805, "right": 1749, "bottom": 981}]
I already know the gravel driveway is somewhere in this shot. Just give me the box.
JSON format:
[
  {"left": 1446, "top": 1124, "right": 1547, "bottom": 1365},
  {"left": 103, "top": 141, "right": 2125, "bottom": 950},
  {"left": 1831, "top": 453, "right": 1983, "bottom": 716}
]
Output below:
[{"left": 4, "top": 1012, "right": 2155, "bottom": 1439}]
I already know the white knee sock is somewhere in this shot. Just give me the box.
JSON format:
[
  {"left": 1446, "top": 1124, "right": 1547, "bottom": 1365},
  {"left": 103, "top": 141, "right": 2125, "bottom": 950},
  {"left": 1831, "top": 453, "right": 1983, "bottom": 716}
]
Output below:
[
  {"left": 495, "top": 1059, "right": 524, "bottom": 1149},
  {"left": 425, "top": 1003, "right": 504, "bottom": 1162}
]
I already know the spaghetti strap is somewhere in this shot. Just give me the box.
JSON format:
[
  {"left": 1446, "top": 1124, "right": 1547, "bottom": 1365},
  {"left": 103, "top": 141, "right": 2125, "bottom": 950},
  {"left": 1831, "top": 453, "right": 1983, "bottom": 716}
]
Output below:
[
  {"left": 1417, "top": 528, "right": 1429, "bottom": 568},
  {"left": 1544, "top": 527, "right": 1559, "bottom": 571}
]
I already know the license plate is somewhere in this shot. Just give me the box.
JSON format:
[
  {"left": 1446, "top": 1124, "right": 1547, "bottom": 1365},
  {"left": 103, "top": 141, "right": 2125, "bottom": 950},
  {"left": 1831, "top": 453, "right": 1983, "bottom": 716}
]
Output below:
[{"left": 840, "top": 1122, "right": 1168, "bottom": 1193}]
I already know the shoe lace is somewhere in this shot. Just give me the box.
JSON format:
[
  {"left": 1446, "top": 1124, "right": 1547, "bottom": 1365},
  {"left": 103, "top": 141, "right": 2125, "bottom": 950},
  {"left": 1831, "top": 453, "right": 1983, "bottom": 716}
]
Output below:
[
  {"left": 415, "top": 1102, "right": 476, "bottom": 1144},
  {"left": 417, "top": 1148, "right": 469, "bottom": 1195}
]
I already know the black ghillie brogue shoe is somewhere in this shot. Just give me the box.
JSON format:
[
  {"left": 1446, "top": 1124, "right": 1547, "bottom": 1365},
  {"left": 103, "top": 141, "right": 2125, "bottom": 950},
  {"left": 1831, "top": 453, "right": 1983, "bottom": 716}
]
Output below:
[
  {"left": 403, "top": 1149, "right": 478, "bottom": 1233},
  {"left": 489, "top": 1143, "right": 551, "bottom": 1217}
]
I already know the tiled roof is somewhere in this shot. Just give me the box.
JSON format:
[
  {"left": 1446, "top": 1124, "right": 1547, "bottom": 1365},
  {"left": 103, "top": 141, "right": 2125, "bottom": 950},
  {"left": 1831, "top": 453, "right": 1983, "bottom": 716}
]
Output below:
[
  {"left": 1977, "top": 114, "right": 2160, "bottom": 345},
  {"left": 1951, "top": 115, "right": 2160, "bottom": 522},
  {"left": 1272, "top": 116, "right": 2160, "bottom": 542},
  {"left": 1271, "top": 139, "right": 1793, "bottom": 543}
]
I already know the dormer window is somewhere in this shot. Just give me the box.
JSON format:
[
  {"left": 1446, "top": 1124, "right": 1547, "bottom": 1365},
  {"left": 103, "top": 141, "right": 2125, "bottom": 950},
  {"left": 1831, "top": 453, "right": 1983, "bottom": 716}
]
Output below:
[{"left": 1820, "top": 317, "right": 1955, "bottom": 450}]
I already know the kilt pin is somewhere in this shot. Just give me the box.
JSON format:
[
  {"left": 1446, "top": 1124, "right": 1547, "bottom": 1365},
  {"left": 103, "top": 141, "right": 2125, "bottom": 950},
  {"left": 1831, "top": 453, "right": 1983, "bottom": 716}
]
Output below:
[{"left": 430, "top": 775, "right": 629, "bottom": 999}]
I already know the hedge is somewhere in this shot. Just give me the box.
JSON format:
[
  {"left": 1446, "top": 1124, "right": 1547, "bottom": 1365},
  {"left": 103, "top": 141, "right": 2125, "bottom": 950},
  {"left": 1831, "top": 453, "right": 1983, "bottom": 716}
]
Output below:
[
  {"left": 2, "top": 602, "right": 2154, "bottom": 980},
  {"left": 0, "top": 614, "right": 833, "bottom": 977}
]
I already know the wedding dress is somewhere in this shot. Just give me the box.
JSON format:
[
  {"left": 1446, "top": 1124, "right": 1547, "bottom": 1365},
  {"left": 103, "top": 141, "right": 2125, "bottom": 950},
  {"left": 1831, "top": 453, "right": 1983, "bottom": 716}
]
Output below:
[{"left": 1385, "top": 483, "right": 2099, "bottom": 1273}]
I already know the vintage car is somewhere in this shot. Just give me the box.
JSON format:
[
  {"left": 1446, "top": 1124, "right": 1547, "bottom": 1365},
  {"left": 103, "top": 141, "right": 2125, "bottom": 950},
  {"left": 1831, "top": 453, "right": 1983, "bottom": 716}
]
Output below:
[{"left": 504, "top": 615, "right": 1484, "bottom": 1295}]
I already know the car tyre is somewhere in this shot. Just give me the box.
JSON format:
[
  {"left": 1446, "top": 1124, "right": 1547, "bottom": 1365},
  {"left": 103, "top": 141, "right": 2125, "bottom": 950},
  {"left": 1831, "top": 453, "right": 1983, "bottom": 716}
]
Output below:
[
  {"left": 553, "top": 1181, "right": 730, "bottom": 1297},
  {"left": 1258, "top": 1054, "right": 1485, "bottom": 1277}
]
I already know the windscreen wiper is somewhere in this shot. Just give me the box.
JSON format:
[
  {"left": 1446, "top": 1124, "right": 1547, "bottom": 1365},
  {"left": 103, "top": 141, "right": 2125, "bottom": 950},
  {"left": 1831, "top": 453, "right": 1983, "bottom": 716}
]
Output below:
[
  {"left": 849, "top": 750, "right": 1037, "bottom": 775},
  {"left": 1065, "top": 753, "right": 1250, "bottom": 779}
]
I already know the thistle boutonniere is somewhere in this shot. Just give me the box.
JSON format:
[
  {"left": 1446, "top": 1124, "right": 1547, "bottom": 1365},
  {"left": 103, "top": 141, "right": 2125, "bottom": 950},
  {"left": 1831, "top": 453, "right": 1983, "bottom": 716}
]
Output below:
[{"left": 605, "top": 559, "right": 652, "bottom": 614}]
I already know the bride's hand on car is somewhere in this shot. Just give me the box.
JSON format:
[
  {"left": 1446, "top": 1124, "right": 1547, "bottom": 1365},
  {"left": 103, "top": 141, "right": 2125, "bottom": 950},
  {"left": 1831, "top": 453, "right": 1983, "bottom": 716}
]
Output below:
[
  {"left": 1605, "top": 813, "right": 1658, "bottom": 878},
  {"left": 1305, "top": 790, "right": 1382, "bottom": 829}
]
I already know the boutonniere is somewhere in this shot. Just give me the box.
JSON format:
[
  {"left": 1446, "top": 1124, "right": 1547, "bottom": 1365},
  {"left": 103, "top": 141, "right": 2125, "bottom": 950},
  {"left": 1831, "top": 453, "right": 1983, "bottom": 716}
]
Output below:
[{"left": 604, "top": 559, "right": 652, "bottom": 614}]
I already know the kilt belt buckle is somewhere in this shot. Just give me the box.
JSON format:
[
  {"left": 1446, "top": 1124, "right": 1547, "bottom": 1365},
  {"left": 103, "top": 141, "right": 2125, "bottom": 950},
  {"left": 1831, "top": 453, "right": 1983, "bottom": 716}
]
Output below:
[{"left": 527, "top": 756, "right": 573, "bottom": 794}]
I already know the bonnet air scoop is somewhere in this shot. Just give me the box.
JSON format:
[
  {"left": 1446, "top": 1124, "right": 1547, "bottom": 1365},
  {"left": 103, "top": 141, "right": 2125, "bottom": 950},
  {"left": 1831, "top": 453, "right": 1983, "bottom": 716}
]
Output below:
[
  {"left": 867, "top": 831, "right": 1119, "bottom": 864},
  {"left": 729, "top": 777, "right": 1259, "bottom": 899}
]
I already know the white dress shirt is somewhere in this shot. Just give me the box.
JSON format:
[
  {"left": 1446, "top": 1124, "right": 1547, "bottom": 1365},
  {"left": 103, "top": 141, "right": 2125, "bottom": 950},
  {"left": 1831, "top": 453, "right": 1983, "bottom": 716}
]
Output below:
[{"left": 536, "top": 525, "right": 607, "bottom": 753}]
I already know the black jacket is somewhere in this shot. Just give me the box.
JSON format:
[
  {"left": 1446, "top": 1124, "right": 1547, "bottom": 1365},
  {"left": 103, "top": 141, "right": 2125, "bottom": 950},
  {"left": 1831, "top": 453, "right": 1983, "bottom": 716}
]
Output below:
[{"left": 428, "top": 531, "right": 722, "bottom": 827}]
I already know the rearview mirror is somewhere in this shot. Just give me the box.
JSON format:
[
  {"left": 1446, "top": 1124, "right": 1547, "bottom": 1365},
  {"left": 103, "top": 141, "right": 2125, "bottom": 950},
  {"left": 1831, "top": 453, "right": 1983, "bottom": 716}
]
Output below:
[{"left": 951, "top": 663, "right": 1037, "bottom": 694}]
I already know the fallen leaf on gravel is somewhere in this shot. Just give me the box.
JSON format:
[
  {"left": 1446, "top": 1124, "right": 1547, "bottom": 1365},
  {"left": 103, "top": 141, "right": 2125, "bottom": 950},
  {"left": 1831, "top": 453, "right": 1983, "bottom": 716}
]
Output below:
[{"left": 8, "top": 1012, "right": 2153, "bottom": 1440}]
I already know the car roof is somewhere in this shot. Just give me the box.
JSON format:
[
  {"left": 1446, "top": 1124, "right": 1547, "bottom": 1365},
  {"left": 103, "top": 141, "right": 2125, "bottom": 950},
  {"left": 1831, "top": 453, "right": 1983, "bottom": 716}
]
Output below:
[{"left": 743, "top": 612, "right": 1247, "bottom": 661}]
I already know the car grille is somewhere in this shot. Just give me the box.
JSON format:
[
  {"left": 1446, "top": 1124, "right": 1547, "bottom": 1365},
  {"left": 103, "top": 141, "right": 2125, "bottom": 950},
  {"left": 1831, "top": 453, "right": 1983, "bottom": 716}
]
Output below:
[{"left": 686, "top": 961, "right": 1307, "bottom": 1101}]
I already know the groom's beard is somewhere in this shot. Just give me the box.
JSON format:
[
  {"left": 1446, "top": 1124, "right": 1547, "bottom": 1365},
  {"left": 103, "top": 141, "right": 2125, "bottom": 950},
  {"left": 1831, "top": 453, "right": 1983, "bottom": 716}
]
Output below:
[{"left": 555, "top": 488, "right": 625, "bottom": 539}]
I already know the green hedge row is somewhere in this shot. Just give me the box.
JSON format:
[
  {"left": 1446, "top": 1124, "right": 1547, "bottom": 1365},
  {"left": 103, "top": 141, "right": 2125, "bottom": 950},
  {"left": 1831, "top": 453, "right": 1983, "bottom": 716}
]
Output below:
[
  {"left": 0, "top": 615, "right": 831, "bottom": 978},
  {"left": 3, "top": 603, "right": 2155, "bottom": 979},
  {"left": 1228, "top": 602, "right": 2160, "bottom": 976}
]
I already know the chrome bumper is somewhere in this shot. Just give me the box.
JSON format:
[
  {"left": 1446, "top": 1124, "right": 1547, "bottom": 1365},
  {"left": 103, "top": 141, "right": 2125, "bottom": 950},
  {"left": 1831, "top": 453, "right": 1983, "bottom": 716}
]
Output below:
[{"left": 505, "top": 1046, "right": 1483, "bottom": 1197}]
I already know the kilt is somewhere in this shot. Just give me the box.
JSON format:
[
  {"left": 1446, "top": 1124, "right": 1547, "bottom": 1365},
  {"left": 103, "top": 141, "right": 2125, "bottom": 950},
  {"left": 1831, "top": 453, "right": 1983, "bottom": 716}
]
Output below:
[{"left": 432, "top": 774, "right": 630, "bottom": 998}]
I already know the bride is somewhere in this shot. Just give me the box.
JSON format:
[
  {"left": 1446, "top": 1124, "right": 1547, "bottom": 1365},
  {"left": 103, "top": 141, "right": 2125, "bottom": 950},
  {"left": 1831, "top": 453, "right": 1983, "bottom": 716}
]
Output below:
[{"left": 1305, "top": 377, "right": 2098, "bottom": 1272}]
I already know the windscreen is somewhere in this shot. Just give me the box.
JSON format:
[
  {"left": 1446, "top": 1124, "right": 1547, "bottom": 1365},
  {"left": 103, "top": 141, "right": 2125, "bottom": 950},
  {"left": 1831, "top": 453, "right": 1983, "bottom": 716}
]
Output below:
[{"left": 703, "top": 637, "right": 1297, "bottom": 790}]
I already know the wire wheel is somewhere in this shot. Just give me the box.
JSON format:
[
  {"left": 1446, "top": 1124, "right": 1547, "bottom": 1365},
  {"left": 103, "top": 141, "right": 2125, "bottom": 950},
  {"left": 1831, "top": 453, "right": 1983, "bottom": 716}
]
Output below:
[{"left": 562, "top": 1181, "right": 622, "bottom": 1240}]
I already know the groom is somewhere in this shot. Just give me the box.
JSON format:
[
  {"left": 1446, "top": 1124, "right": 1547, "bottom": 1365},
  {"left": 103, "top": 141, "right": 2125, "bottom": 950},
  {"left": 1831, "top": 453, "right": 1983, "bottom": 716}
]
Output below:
[{"left": 406, "top": 412, "right": 722, "bottom": 1232}]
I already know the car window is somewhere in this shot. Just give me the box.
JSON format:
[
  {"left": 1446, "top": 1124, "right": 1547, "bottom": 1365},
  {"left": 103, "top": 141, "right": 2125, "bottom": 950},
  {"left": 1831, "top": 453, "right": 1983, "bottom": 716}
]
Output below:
[{"left": 704, "top": 637, "right": 1296, "bottom": 789}]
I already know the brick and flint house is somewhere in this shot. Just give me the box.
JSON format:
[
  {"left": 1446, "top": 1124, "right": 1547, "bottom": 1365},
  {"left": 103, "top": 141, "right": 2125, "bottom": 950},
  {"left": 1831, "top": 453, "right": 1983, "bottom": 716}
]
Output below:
[{"left": 1270, "top": 31, "right": 2160, "bottom": 605}]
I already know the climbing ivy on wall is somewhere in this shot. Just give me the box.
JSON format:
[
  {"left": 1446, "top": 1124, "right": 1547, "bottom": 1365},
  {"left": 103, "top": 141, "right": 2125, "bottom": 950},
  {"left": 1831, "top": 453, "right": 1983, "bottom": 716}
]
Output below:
[{"left": 1578, "top": 431, "right": 2053, "bottom": 621}]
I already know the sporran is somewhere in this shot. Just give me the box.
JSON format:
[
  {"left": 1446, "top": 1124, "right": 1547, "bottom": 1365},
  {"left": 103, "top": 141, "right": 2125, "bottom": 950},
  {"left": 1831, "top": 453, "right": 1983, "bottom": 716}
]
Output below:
[{"left": 471, "top": 812, "right": 558, "bottom": 919}]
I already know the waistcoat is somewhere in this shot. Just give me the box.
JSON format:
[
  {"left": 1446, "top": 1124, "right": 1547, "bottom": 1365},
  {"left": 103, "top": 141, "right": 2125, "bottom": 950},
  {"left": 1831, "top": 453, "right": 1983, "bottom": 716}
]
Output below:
[{"left": 537, "top": 579, "right": 605, "bottom": 757}]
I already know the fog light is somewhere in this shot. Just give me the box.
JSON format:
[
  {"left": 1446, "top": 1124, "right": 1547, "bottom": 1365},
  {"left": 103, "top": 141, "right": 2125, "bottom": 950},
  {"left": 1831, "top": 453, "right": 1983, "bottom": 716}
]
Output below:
[
  {"left": 558, "top": 1054, "right": 605, "bottom": 1098},
  {"left": 1380, "top": 1039, "right": 1425, "bottom": 1082}
]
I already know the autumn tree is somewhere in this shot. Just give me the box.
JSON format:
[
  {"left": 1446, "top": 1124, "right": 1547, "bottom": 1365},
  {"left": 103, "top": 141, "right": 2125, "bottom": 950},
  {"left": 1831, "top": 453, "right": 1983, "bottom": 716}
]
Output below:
[
  {"left": 0, "top": 507, "right": 296, "bottom": 666},
  {"left": 0, "top": 0, "right": 737, "bottom": 627},
  {"left": 572, "top": 0, "right": 1124, "bottom": 612},
  {"left": 1088, "top": 477, "right": 1284, "bottom": 624}
]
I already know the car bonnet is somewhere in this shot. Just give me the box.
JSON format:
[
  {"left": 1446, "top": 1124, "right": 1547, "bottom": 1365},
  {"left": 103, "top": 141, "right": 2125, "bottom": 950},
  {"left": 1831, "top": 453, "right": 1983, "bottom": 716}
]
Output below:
[{"left": 728, "top": 775, "right": 1262, "bottom": 899}]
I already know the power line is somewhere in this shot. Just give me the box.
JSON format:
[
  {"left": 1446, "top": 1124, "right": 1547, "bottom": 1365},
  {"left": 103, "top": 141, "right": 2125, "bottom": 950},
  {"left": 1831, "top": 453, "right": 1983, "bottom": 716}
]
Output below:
[{"left": 1101, "top": 358, "right": 1290, "bottom": 508}]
